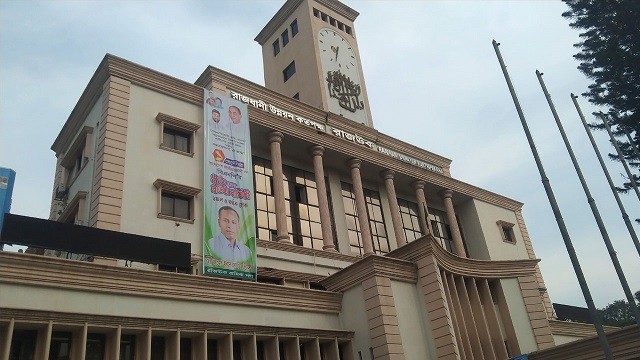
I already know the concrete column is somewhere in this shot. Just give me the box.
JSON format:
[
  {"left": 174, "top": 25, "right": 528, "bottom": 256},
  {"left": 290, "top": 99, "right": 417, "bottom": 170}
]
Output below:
[
  {"left": 269, "top": 131, "right": 290, "bottom": 242},
  {"left": 381, "top": 170, "right": 406, "bottom": 248},
  {"left": 440, "top": 189, "right": 466, "bottom": 257},
  {"left": 310, "top": 146, "right": 336, "bottom": 251},
  {"left": 347, "top": 158, "right": 374, "bottom": 255},
  {"left": 412, "top": 180, "right": 433, "bottom": 236}
]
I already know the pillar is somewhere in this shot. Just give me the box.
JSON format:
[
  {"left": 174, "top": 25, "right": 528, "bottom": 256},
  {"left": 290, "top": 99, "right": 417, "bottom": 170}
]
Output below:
[
  {"left": 381, "top": 170, "right": 406, "bottom": 248},
  {"left": 440, "top": 189, "right": 466, "bottom": 257},
  {"left": 310, "top": 146, "right": 336, "bottom": 251},
  {"left": 269, "top": 131, "right": 290, "bottom": 242},
  {"left": 347, "top": 158, "right": 374, "bottom": 255},
  {"left": 412, "top": 180, "right": 433, "bottom": 236}
]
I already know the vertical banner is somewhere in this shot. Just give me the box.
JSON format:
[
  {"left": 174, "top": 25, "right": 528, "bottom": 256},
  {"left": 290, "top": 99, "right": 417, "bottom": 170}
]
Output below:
[{"left": 203, "top": 89, "right": 256, "bottom": 280}]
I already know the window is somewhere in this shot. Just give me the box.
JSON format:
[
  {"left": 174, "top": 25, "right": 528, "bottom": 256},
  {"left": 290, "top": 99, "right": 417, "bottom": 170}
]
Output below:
[
  {"left": 273, "top": 39, "right": 280, "bottom": 56},
  {"left": 290, "top": 19, "right": 298, "bottom": 37},
  {"left": 293, "top": 93, "right": 300, "bottom": 100},
  {"left": 162, "top": 193, "right": 190, "bottom": 219},
  {"left": 154, "top": 179, "right": 201, "bottom": 223},
  {"left": 398, "top": 199, "right": 423, "bottom": 243},
  {"left": 86, "top": 334, "right": 106, "bottom": 360},
  {"left": 61, "top": 126, "right": 93, "bottom": 187},
  {"left": 329, "top": 17, "right": 336, "bottom": 27},
  {"left": 253, "top": 157, "right": 336, "bottom": 249},
  {"left": 429, "top": 207, "right": 454, "bottom": 252},
  {"left": 313, "top": 8, "right": 320, "bottom": 18},
  {"left": 156, "top": 113, "right": 200, "bottom": 156},
  {"left": 281, "top": 30, "right": 289, "bottom": 46},
  {"left": 341, "top": 182, "right": 389, "bottom": 255},
  {"left": 120, "top": 335, "right": 136, "bottom": 360},
  {"left": 497, "top": 220, "right": 516, "bottom": 244},
  {"left": 163, "top": 127, "right": 190, "bottom": 153},
  {"left": 49, "top": 332, "right": 72, "bottom": 360},
  {"left": 345, "top": 25, "right": 352, "bottom": 35},
  {"left": 283, "top": 61, "right": 296, "bottom": 82}
]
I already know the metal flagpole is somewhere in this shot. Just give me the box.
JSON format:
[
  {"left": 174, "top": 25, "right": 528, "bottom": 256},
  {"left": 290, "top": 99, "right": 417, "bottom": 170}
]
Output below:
[
  {"left": 571, "top": 94, "right": 640, "bottom": 257},
  {"left": 537, "top": 69, "right": 640, "bottom": 327},
  {"left": 599, "top": 113, "right": 640, "bottom": 202},
  {"left": 492, "top": 40, "right": 613, "bottom": 360}
]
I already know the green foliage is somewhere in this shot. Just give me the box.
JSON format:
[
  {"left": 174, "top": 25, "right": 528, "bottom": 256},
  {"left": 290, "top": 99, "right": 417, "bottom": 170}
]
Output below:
[
  {"left": 562, "top": 0, "right": 640, "bottom": 192},
  {"left": 598, "top": 290, "right": 640, "bottom": 327}
]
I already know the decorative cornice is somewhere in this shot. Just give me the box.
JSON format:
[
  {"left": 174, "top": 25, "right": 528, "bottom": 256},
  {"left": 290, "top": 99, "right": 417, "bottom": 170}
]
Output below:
[
  {"left": 254, "top": 0, "right": 359, "bottom": 45},
  {"left": 320, "top": 254, "right": 417, "bottom": 292},
  {"left": 257, "top": 238, "right": 357, "bottom": 263},
  {"left": 0, "top": 252, "right": 342, "bottom": 314},
  {"left": 387, "top": 235, "right": 540, "bottom": 278},
  {"left": 52, "top": 54, "right": 202, "bottom": 154},
  {"left": 0, "top": 308, "right": 355, "bottom": 339},
  {"left": 315, "top": 0, "right": 360, "bottom": 21},
  {"left": 153, "top": 179, "right": 201, "bottom": 197},
  {"left": 156, "top": 113, "right": 201, "bottom": 132}
]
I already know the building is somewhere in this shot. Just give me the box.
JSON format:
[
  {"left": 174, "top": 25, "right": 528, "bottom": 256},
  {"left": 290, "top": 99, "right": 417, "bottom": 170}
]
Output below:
[{"left": 2, "top": 0, "right": 633, "bottom": 359}]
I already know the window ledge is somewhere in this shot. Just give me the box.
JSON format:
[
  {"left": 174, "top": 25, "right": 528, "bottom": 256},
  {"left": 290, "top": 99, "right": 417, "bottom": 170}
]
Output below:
[
  {"left": 159, "top": 144, "right": 195, "bottom": 157},
  {"left": 157, "top": 213, "right": 195, "bottom": 224}
]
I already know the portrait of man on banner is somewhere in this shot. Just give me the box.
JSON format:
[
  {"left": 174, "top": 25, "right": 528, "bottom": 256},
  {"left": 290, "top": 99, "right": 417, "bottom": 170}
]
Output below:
[{"left": 202, "top": 89, "right": 256, "bottom": 280}]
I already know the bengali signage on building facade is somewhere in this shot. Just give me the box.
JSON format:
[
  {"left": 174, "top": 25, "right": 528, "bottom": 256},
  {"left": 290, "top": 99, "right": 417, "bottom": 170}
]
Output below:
[
  {"left": 230, "top": 91, "right": 444, "bottom": 174},
  {"left": 203, "top": 89, "right": 257, "bottom": 281}
]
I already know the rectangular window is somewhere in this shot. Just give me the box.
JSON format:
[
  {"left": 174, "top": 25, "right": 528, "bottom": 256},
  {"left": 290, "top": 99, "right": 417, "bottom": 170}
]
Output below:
[
  {"left": 85, "top": 334, "right": 106, "bottom": 360},
  {"left": 163, "top": 127, "right": 190, "bottom": 153},
  {"left": 429, "top": 207, "right": 454, "bottom": 252},
  {"left": 161, "top": 192, "right": 191, "bottom": 219},
  {"left": 497, "top": 220, "right": 516, "bottom": 244},
  {"left": 313, "top": 8, "right": 320, "bottom": 18},
  {"left": 341, "top": 182, "right": 390, "bottom": 255},
  {"left": 398, "top": 198, "right": 423, "bottom": 243},
  {"left": 156, "top": 113, "right": 200, "bottom": 157},
  {"left": 49, "top": 332, "right": 72, "bottom": 360},
  {"left": 253, "top": 156, "right": 336, "bottom": 250},
  {"left": 290, "top": 19, "right": 298, "bottom": 37},
  {"left": 345, "top": 25, "right": 352, "bottom": 35},
  {"left": 273, "top": 39, "right": 280, "bottom": 56},
  {"left": 154, "top": 179, "right": 200, "bottom": 223},
  {"left": 329, "top": 17, "right": 337, "bottom": 27},
  {"left": 283, "top": 61, "right": 296, "bottom": 82},
  {"left": 281, "top": 30, "right": 289, "bottom": 46},
  {"left": 120, "top": 335, "right": 136, "bottom": 360}
]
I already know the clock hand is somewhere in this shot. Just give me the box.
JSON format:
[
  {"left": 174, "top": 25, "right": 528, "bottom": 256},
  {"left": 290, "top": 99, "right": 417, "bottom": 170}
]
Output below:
[{"left": 335, "top": 46, "right": 339, "bottom": 62}]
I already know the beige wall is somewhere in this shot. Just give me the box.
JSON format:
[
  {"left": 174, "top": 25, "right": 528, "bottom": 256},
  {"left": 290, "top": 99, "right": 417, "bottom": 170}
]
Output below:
[
  {"left": 339, "top": 285, "right": 372, "bottom": 357},
  {"left": 460, "top": 199, "right": 531, "bottom": 261},
  {"left": 120, "top": 84, "right": 203, "bottom": 252},
  {"left": 390, "top": 280, "right": 437, "bottom": 360},
  {"left": 0, "top": 282, "right": 342, "bottom": 331},
  {"left": 500, "top": 278, "right": 538, "bottom": 353},
  {"left": 552, "top": 334, "right": 584, "bottom": 346}
]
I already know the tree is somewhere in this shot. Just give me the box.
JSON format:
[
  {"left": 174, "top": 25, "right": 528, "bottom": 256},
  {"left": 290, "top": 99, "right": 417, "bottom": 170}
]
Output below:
[
  {"left": 562, "top": 1, "right": 640, "bottom": 193},
  {"left": 598, "top": 290, "right": 640, "bottom": 327}
]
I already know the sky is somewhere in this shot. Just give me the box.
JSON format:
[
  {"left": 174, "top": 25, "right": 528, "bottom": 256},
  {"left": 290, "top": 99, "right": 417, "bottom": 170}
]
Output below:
[{"left": 1, "top": 0, "right": 638, "bottom": 309}]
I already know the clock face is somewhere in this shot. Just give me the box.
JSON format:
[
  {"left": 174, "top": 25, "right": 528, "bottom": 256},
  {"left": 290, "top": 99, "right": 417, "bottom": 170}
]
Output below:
[{"left": 318, "top": 28, "right": 367, "bottom": 122}]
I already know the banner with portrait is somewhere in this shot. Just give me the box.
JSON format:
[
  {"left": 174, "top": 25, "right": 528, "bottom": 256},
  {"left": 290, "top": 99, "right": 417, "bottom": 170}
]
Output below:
[{"left": 203, "top": 89, "right": 256, "bottom": 280}]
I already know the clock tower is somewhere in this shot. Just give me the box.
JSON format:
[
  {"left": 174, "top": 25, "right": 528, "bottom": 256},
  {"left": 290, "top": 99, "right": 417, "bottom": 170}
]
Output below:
[{"left": 255, "top": 0, "right": 373, "bottom": 127}]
